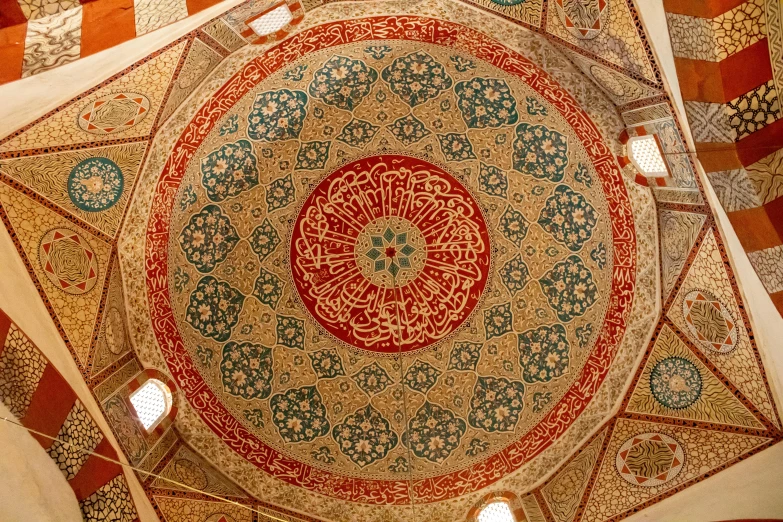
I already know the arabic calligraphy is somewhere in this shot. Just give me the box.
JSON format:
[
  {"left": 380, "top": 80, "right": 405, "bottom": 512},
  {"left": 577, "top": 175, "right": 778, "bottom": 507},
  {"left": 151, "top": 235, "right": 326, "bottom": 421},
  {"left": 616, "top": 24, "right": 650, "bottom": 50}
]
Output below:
[{"left": 290, "top": 154, "right": 491, "bottom": 354}]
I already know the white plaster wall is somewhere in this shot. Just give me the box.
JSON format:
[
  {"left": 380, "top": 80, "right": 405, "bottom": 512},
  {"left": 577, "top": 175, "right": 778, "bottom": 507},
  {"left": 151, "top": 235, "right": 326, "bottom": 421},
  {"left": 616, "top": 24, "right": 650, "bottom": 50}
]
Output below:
[{"left": 0, "top": 402, "right": 83, "bottom": 522}]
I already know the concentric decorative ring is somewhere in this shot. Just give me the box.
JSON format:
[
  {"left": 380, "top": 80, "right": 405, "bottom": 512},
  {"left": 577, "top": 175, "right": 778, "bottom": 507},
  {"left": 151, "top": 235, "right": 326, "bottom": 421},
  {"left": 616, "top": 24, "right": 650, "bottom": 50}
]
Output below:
[{"left": 290, "top": 154, "right": 490, "bottom": 354}]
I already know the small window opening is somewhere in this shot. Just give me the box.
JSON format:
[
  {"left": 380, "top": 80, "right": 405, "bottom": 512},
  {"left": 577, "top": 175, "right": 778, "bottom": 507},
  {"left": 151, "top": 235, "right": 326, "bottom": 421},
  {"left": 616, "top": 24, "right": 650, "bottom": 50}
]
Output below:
[
  {"left": 129, "top": 378, "right": 172, "bottom": 431},
  {"left": 477, "top": 500, "right": 516, "bottom": 522},
  {"left": 628, "top": 135, "right": 668, "bottom": 177},
  {"left": 248, "top": 3, "right": 293, "bottom": 36}
]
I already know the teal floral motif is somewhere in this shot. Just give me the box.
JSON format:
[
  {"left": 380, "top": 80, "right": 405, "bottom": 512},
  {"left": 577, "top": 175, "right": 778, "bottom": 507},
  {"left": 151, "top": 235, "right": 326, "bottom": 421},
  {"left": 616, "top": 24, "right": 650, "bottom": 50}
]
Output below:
[
  {"left": 200, "top": 139, "right": 259, "bottom": 202},
  {"left": 253, "top": 268, "right": 283, "bottom": 309},
  {"left": 448, "top": 341, "right": 483, "bottom": 371},
  {"left": 498, "top": 205, "right": 529, "bottom": 247},
  {"left": 388, "top": 456, "right": 409, "bottom": 473},
  {"left": 490, "top": 0, "right": 526, "bottom": 5},
  {"left": 308, "top": 349, "right": 345, "bottom": 379},
  {"left": 525, "top": 96, "right": 548, "bottom": 116},
  {"left": 336, "top": 119, "right": 379, "bottom": 149},
  {"left": 590, "top": 242, "right": 607, "bottom": 269},
  {"left": 266, "top": 174, "right": 296, "bottom": 211},
  {"left": 512, "top": 123, "right": 569, "bottom": 182},
  {"left": 468, "top": 376, "right": 525, "bottom": 432},
  {"left": 537, "top": 185, "right": 597, "bottom": 252},
  {"left": 196, "top": 345, "right": 213, "bottom": 367},
  {"left": 438, "top": 133, "right": 476, "bottom": 162},
  {"left": 67, "top": 157, "right": 124, "bottom": 212},
  {"left": 364, "top": 45, "right": 392, "bottom": 60},
  {"left": 247, "top": 89, "right": 307, "bottom": 142},
  {"left": 449, "top": 55, "right": 476, "bottom": 72},
  {"left": 283, "top": 64, "right": 307, "bottom": 81},
  {"left": 576, "top": 323, "right": 593, "bottom": 349},
  {"left": 220, "top": 341, "right": 273, "bottom": 400},
  {"left": 405, "top": 402, "right": 466, "bottom": 463},
  {"left": 403, "top": 360, "right": 441, "bottom": 393},
  {"left": 388, "top": 114, "right": 431, "bottom": 145},
  {"left": 270, "top": 386, "right": 330, "bottom": 443},
  {"left": 332, "top": 405, "right": 398, "bottom": 468},
  {"left": 185, "top": 276, "right": 245, "bottom": 342},
  {"left": 574, "top": 162, "right": 593, "bottom": 187},
  {"left": 531, "top": 391, "right": 552, "bottom": 413},
  {"left": 478, "top": 162, "right": 508, "bottom": 198},
  {"left": 465, "top": 438, "right": 489, "bottom": 456},
  {"left": 249, "top": 219, "right": 281, "bottom": 262},
  {"left": 312, "top": 446, "right": 335, "bottom": 464},
  {"left": 500, "top": 255, "right": 530, "bottom": 296},
  {"left": 178, "top": 205, "right": 239, "bottom": 273},
  {"left": 484, "top": 303, "right": 513, "bottom": 340},
  {"left": 518, "top": 324, "right": 571, "bottom": 383},
  {"left": 352, "top": 362, "right": 393, "bottom": 395},
  {"left": 243, "top": 409, "right": 264, "bottom": 428},
  {"left": 650, "top": 357, "right": 702, "bottom": 409},
  {"left": 455, "top": 78, "right": 519, "bottom": 129},
  {"left": 173, "top": 267, "right": 190, "bottom": 293},
  {"left": 219, "top": 114, "right": 239, "bottom": 135},
  {"left": 179, "top": 186, "right": 197, "bottom": 210},
  {"left": 276, "top": 315, "right": 305, "bottom": 349},
  {"left": 365, "top": 225, "right": 418, "bottom": 279},
  {"left": 308, "top": 55, "right": 378, "bottom": 111},
  {"left": 539, "top": 256, "right": 598, "bottom": 322},
  {"left": 295, "top": 141, "right": 330, "bottom": 170},
  {"left": 381, "top": 51, "right": 453, "bottom": 107}
]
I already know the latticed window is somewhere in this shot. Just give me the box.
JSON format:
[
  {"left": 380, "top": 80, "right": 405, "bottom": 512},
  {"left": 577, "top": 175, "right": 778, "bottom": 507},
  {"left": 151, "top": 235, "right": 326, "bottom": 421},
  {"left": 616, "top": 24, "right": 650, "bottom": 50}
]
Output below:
[
  {"left": 129, "top": 378, "right": 172, "bottom": 431},
  {"left": 248, "top": 3, "right": 293, "bottom": 36},
  {"left": 477, "top": 501, "right": 516, "bottom": 522},
  {"left": 628, "top": 135, "right": 668, "bottom": 177}
]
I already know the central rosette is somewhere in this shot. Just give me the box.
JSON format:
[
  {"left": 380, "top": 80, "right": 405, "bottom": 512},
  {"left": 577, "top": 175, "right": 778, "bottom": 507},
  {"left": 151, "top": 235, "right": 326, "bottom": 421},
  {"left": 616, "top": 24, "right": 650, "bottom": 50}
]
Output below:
[{"left": 290, "top": 154, "right": 491, "bottom": 354}]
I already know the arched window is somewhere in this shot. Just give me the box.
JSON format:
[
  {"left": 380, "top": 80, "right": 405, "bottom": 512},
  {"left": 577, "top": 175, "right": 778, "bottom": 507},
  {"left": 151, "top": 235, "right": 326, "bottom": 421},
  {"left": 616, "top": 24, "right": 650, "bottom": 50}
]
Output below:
[
  {"left": 129, "top": 378, "right": 172, "bottom": 432},
  {"left": 248, "top": 2, "right": 293, "bottom": 37},
  {"left": 477, "top": 500, "right": 516, "bottom": 522},
  {"left": 628, "top": 135, "right": 668, "bottom": 177}
]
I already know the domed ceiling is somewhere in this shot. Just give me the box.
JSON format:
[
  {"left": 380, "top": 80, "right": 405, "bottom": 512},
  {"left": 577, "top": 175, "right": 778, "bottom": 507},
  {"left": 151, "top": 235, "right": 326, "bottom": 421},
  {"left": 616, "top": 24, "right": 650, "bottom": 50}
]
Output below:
[
  {"left": 125, "top": 0, "right": 656, "bottom": 513},
  {"left": 2, "top": 0, "right": 780, "bottom": 521}
]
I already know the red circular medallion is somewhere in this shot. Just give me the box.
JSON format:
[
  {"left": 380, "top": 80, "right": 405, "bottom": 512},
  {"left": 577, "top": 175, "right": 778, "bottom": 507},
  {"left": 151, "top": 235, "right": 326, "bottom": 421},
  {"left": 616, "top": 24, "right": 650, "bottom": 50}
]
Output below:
[{"left": 290, "top": 154, "right": 491, "bottom": 354}]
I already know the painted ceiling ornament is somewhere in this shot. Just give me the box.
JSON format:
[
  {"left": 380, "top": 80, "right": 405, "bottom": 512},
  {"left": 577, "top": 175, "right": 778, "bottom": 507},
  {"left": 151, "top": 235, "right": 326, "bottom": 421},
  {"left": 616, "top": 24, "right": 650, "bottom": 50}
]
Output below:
[
  {"left": 146, "top": 18, "right": 639, "bottom": 503},
  {"left": 682, "top": 289, "right": 738, "bottom": 353},
  {"left": 650, "top": 356, "right": 702, "bottom": 409},
  {"left": 39, "top": 228, "right": 99, "bottom": 295},
  {"left": 615, "top": 432, "right": 685, "bottom": 487},
  {"left": 290, "top": 154, "right": 491, "bottom": 355},
  {"left": 67, "top": 157, "right": 124, "bottom": 212},
  {"left": 554, "top": 0, "right": 610, "bottom": 40},
  {"left": 77, "top": 92, "right": 150, "bottom": 134}
]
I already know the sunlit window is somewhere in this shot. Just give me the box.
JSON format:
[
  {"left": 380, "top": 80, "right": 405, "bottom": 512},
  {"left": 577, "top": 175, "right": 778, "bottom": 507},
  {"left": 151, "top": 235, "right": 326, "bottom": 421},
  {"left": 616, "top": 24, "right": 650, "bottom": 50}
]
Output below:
[
  {"left": 248, "top": 3, "right": 293, "bottom": 36},
  {"left": 628, "top": 135, "right": 668, "bottom": 177},
  {"left": 477, "top": 501, "right": 516, "bottom": 522},
  {"left": 129, "top": 379, "right": 172, "bottom": 431}
]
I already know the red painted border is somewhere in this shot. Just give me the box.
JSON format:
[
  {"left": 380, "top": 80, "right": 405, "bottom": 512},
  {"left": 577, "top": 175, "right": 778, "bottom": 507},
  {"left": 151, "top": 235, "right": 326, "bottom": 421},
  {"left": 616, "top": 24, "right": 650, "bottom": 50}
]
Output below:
[{"left": 144, "top": 15, "right": 637, "bottom": 504}]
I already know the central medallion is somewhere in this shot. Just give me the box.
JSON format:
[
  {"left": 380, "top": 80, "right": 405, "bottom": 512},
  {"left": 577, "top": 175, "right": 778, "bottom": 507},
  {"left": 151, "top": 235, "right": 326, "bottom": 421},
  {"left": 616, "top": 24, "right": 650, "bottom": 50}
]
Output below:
[{"left": 290, "top": 154, "right": 491, "bottom": 355}]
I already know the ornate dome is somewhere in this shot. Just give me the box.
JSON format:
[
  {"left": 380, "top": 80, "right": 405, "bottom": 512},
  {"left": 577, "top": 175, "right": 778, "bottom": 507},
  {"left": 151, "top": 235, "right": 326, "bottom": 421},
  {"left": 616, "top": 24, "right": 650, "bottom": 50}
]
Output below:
[{"left": 121, "top": 1, "right": 657, "bottom": 518}]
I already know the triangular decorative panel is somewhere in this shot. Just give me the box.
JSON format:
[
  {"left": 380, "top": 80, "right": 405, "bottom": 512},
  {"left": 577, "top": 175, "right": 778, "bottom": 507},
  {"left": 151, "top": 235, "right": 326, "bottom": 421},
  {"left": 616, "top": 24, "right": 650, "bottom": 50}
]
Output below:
[
  {"left": 668, "top": 228, "right": 778, "bottom": 426},
  {"left": 626, "top": 325, "right": 764, "bottom": 429},
  {"left": 91, "top": 256, "right": 132, "bottom": 376},
  {"left": 159, "top": 39, "right": 223, "bottom": 126},
  {"left": 0, "top": 183, "right": 111, "bottom": 365},
  {"left": 658, "top": 210, "right": 706, "bottom": 299},
  {"left": 0, "top": 142, "right": 147, "bottom": 237},
  {"left": 151, "top": 445, "right": 247, "bottom": 498},
  {"left": 582, "top": 419, "right": 772, "bottom": 520},
  {"left": 541, "top": 427, "right": 608, "bottom": 522},
  {"left": 0, "top": 41, "right": 187, "bottom": 153}
]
